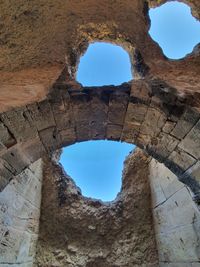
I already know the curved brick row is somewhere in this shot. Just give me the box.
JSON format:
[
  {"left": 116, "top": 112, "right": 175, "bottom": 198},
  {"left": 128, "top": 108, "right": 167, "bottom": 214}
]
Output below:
[{"left": 0, "top": 79, "right": 199, "bottom": 202}]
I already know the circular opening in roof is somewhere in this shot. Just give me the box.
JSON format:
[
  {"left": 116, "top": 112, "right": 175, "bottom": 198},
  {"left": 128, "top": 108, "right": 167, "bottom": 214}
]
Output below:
[
  {"left": 77, "top": 42, "right": 132, "bottom": 86},
  {"left": 149, "top": 1, "right": 200, "bottom": 59}
]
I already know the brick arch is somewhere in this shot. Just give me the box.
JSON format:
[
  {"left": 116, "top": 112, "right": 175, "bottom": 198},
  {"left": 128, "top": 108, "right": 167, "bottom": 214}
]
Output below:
[{"left": 0, "top": 79, "right": 200, "bottom": 202}]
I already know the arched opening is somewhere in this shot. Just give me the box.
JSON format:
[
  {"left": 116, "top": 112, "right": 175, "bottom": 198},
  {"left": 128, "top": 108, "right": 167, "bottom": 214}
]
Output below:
[
  {"left": 60, "top": 141, "right": 134, "bottom": 201},
  {"left": 77, "top": 42, "right": 132, "bottom": 86},
  {"left": 149, "top": 1, "right": 200, "bottom": 59}
]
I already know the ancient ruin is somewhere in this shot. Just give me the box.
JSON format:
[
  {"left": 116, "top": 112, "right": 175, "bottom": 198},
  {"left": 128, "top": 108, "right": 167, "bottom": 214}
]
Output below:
[{"left": 0, "top": 0, "right": 200, "bottom": 266}]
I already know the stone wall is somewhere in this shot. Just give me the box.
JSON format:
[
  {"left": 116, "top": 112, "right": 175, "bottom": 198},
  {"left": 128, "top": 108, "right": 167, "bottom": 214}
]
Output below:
[
  {"left": 35, "top": 150, "right": 158, "bottom": 267},
  {"left": 149, "top": 159, "right": 200, "bottom": 266},
  {"left": 0, "top": 159, "right": 43, "bottom": 266}
]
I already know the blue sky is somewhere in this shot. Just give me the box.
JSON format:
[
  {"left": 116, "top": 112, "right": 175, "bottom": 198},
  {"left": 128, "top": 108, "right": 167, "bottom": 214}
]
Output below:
[
  {"left": 60, "top": 141, "right": 134, "bottom": 201},
  {"left": 149, "top": 2, "right": 200, "bottom": 59},
  {"left": 60, "top": 1, "right": 200, "bottom": 201},
  {"left": 77, "top": 42, "right": 132, "bottom": 86}
]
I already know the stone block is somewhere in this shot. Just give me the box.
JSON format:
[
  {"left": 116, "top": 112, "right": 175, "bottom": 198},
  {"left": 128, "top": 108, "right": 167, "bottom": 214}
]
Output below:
[
  {"left": 0, "top": 226, "right": 37, "bottom": 263},
  {"left": 154, "top": 187, "right": 200, "bottom": 234},
  {"left": 27, "top": 100, "right": 55, "bottom": 131},
  {"left": 20, "top": 138, "right": 46, "bottom": 163},
  {"left": 59, "top": 128, "right": 76, "bottom": 147},
  {"left": 162, "top": 120, "right": 176, "bottom": 134},
  {"left": 191, "top": 263, "right": 200, "bottom": 267},
  {"left": 1, "top": 107, "right": 38, "bottom": 142},
  {"left": 39, "top": 127, "right": 62, "bottom": 154},
  {"left": 149, "top": 159, "right": 184, "bottom": 204},
  {"left": 108, "top": 92, "right": 128, "bottom": 125},
  {"left": 13, "top": 168, "right": 42, "bottom": 208},
  {"left": 139, "top": 107, "right": 167, "bottom": 137},
  {"left": 178, "top": 119, "right": 200, "bottom": 159},
  {"left": 168, "top": 148, "right": 197, "bottom": 173},
  {"left": 0, "top": 263, "right": 33, "bottom": 267},
  {"left": 28, "top": 159, "right": 43, "bottom": 183},
  {"left": 106, "top": 124, "right": 123, "bottom": 141},
  {"left": 157, "top": 224, "right": 200, "bottom": 262},
  {"left": 121, "top": 122, "right": 138, "bottom": 144},
  {"left": 0, "top": 158, "right": 15, "bottom": 179},
  {"left": 72, "top": 96, "right": 92, "bottom": 124},
  {"left": 153, "top": 132, "right": 179, "bottom": 160},
  {"left": 75, "top": 121, "right": 91, "bottom": 141},
  {"left": 50, "top": 92, "right": 75, "bottom": 130},
  {"left": 125, "top": 102, "right": 147, "bottom": 124},
  {"left": 1, "top": 146, "right": 30, "bottom": 175},
  {"left": 0, "top": 122, "right": 16, "bottom": 148},
  {"left": 130, "top": 80, "right": 151, "bottom": 104},
  {"left": 0, "top": 176, "right": 10, "bottom": 192},
  {"left": 160, "top": 263, "right": 192, "bottom": 267},
  {"left": 171, "top": 108, "right": 200, "bottom": 140},
  {"left": 182, "top": 161, "right": 200, "bottom": 184},
  {"left": 149, "top": 170, "right": 167, "bottom": 208}
]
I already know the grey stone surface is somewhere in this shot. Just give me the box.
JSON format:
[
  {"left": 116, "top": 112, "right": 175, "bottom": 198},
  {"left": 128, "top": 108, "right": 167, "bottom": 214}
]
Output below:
[
  {"left": 179, "top": 119, "right": 200, "bottom": 159},
  {"left": 0, "top": 160, "right": 43, "bottom": 265},
  {"left": 150, "top": 159, "right": 200, "bottom": 266}
]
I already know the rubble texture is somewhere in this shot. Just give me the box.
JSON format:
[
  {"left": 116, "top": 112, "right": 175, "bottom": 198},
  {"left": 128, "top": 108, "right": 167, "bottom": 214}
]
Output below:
[
  {"left": 35, "top": 150, "right": 158, "bottom": 267},
  {"left": 0, "top": 0, "right": 200, "bottom": 266}
]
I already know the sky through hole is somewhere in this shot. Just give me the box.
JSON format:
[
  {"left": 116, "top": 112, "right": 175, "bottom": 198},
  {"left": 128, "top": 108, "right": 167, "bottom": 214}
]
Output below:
[{"left": 61, "top": 1, "right": 200, "bottom": 201}]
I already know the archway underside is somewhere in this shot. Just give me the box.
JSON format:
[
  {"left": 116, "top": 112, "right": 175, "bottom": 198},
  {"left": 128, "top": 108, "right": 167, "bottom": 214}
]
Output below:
[{"left": 0, "top": 78, "right": 200, "bottom": 202}]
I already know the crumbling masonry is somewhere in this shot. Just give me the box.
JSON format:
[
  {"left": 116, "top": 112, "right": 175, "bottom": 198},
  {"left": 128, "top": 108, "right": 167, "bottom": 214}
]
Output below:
[{"left": 0, "top": 1, "right": 200, "bottom": 266}]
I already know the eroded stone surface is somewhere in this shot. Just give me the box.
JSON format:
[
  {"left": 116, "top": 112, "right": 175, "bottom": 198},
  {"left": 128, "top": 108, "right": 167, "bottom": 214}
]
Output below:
[
  {"left": 35, "top": 150, "right": 158, "bottom": 267},
  {"left": 0, "top": 159, "right": 43, "bottom": 266},
  {"left": 1, "top": 1, "right": 200, "bottom": 111}
]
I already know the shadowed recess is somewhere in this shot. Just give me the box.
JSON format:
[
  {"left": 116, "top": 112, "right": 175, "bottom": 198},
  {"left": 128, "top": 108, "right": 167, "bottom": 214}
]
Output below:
[
  {"left": 149, "top": 1, "right": 200, "bottom": 59},
  {"left": 77, "top": 42, "right": 132, "bottom": 86},
  {"left": 60, "top": 141, "right": 135, "bottom": 201}
]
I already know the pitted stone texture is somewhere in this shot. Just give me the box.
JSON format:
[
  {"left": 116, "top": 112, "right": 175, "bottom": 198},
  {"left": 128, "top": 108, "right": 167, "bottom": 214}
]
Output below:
[
  {"left": 35, "top": 150, "right": 158, "bottom": 267},
  {"left": 1, "top": 1, "right": 200, "bottom": 111},
  {"left": 0, "top": 159, "right": 43, "bottom": 266}
]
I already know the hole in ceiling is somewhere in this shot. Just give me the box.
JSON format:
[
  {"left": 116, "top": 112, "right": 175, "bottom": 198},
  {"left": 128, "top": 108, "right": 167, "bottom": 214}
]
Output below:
[
  {"left": 149, "top": 1, "right": 200, "bottom": 59},
  {"left": 77, "top": 42, "right": 132, "bottom": 86},
  {"left": 60, "top": 140, "right": 135, "bottom": 202}
]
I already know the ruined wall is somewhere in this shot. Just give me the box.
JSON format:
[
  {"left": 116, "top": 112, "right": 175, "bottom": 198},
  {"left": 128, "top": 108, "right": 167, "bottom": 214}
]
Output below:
[
  {"left": 149, "top": 159, "right": 200, "bottom": 266},
  {"left": 35, "top": 150, "right": 158, "bottom": 267},
  {"left": 0, "top": 159, "right": 43, "bottom": 266}
]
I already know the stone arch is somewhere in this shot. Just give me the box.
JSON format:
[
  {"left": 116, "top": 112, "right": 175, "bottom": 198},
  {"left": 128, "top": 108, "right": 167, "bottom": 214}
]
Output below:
[{"left": 0, "top": 78, "right": 199, "bottom": 202}]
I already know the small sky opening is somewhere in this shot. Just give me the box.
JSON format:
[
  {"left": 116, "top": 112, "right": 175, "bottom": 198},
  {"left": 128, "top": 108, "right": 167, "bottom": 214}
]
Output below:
[
  {"left": 60, "top": 141, "right": 135, "bottom": 202},
  {"left": 149, "top": 1, "right": 200, "bottom": 59},
  {"left": 77, "top": 42, "right": 132, "bottom": 86}
]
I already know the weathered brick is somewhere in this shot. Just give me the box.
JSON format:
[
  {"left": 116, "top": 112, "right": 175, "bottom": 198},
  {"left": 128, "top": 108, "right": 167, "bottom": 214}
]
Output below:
[
  {"left": 178, "top": 119, "right": 200, "bottom": 159},
  {"left": 168, "top": 148, "right": 197, "bottom": 173},
  {"left": 106, "top": 124, "right": 123, "bottom": 141},
  {"left": 1, "top": 146, "right": 30, "bottom": 175},
  {"left": 0, "top": 122, "right": 16, "bottom": 148},
  {"left": 140, "top": 107, "right": 167, "bottom": 137},
  {"left": 39, "top": 127, "right": 62, "bottom": 154},
  {"left": 27, "top": 100, "right": 55, "bottom": 131},
  {"left": 125, "top": 103, "right": 148, "bottom": 124},
  {"left": 162, "top": 120, "right": 176, "bottom": 134},
  {"left": 108, "top": 91, "right": 129, "bottom": 125},
  {"left": 1, "top": 107, "right": 38, "bottom": 142},
  {"left": 59, "top": 128, "right": 76, "bottom": 147},
  {"left": 171, "top": 108, "right": 200, "bottom": 139},
  {"left": 151, "top": 133, "right": 179, "bottom": 160}
]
